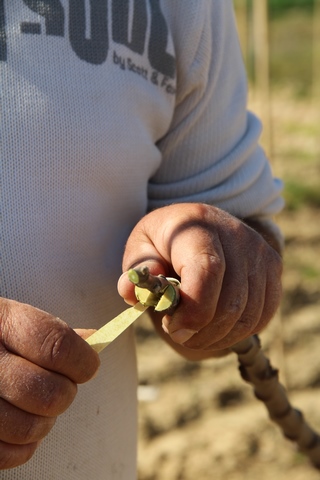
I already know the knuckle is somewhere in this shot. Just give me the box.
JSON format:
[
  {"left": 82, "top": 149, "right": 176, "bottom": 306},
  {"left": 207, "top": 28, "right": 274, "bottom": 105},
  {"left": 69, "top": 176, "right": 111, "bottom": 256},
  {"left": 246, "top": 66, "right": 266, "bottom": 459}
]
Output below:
[
  {"left": 14, "top": 419, "right": 39, "bottom": 445},
  {"left": 198, "top": 252, "right": 225, "bottom": 277},
  {"left": 19, "top": 416, "right": 55, "bottom": 445},
  {"left": 25, "top": 370, "right": 77, "bottom": 417},
  {"left": 223, "top": 292, "right": 247, "bottom": 320},
  {"left": 39, "top": 379, "right": 77, "bottom": 417},
  {"left": 188, "top": 202, "right": 212, "bottom": 220},
  {"left": 51, "top": 330, "right": 72, "bottom": 363},
  {"left": 234, "top": 314, "right": 257, "bottom": 335},
  {"left": 0, "top": 299, "right": 12, "bottom": 344},
  {"left": 40, "top": 325, "right": 72, "bottom": 368},
  {"left": 0, "top": 298, "right": 10, "bottom": 321},
  {"left": 225, "top": 300, "right": 244, "bottom": 319}
]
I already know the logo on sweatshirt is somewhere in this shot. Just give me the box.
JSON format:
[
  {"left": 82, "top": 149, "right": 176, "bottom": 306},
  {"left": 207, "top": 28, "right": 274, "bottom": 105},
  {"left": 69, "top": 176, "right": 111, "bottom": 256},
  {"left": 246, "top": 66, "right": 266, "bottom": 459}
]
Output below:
[{"left": 1, "top": 0, "right": 176, "bottom": 93}]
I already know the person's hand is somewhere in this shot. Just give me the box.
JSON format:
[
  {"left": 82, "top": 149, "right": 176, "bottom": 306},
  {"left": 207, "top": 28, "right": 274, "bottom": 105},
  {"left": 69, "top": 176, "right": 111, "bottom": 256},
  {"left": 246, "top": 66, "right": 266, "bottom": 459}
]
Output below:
[
  {"left": 118, "top": 203, "right": 282, "bottom": 351},
  {"left": 0, "top": 298, "right": 100, "bottom": 470}
]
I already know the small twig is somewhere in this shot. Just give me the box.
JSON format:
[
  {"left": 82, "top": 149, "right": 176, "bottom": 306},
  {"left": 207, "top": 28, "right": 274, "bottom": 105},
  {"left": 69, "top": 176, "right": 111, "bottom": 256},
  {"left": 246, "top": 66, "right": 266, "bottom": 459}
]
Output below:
[
  {"left": 232, "top": 335, "right": 320, "bottom": 469},
  {"left": 128, "top": 266, "right": 171, "bottom": 294},
  {"left": 128, "top": 266, "right": 180, "bottom": 313}
]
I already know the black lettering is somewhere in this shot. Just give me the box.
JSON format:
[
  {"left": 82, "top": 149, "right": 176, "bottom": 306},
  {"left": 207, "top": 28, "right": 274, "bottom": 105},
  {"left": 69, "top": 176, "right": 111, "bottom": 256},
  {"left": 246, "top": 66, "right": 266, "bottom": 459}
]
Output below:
[
  {"left": 113, "top": 50, "right": 125, "bottom": 70},
  {"left": 127, "top": 57, "right": 148, "bottom": 80},
  {"left": 160, "top": 75, "right": 176, "bottom": 94},
  {"left": 148, "top": 0, "right": 175, "bottom": 79},
  {"left": 161, "top": 75, "right": 169, "bottom": 87},
  {"left": 151, "top": 71, "right": 159, "bottom": 85},
  {"left": 112, "top": 0, "right": 147, "bottom": 55},
  {"left": 0, "top": 0, "right": 7, "bottom": 61},
  {"left": 165, "top": 83, "right": 176, "bottom": 95},
  {"left": 69, "top": 0, "right": 108, "bottom": 65},
  {"left": 22, "top": 0, "right": 64, "bottom": 36},
  {"left": 20, "top": 22, "right": 41, "bottom": 34}
]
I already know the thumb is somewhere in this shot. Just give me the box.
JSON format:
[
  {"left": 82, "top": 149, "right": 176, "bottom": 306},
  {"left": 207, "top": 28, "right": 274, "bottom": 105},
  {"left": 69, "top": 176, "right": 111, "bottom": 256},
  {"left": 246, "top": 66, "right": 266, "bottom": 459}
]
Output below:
[
  {"left": 118, "top": 216, "right": 172, "bottom": 305},
  {"left": 117, "top": 260, "right": 168, "bottom": 306}
]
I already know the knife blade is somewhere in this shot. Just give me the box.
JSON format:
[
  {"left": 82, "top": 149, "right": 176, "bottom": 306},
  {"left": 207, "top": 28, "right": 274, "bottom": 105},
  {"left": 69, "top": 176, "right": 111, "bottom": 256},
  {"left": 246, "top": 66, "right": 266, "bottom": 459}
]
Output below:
[{"left": 86, "top": 302, "right": 149, "bottom": 353}]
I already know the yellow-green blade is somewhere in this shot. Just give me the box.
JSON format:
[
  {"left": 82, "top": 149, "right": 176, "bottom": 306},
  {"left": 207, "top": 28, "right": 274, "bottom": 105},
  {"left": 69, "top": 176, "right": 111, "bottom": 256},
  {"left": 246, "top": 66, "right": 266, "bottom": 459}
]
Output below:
[{"left": 86, "top": 302, "right": 149, "bottom": 353}]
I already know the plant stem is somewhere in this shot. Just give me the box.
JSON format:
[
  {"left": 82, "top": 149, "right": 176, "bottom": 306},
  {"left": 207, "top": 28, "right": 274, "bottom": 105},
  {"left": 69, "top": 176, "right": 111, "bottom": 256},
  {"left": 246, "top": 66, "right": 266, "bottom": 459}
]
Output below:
[
  {"left": 232, "top": 335, "right": 320, "bottom": 469},
  {"left": 128, "top": 266, "right": 170, "bottom": 294}
]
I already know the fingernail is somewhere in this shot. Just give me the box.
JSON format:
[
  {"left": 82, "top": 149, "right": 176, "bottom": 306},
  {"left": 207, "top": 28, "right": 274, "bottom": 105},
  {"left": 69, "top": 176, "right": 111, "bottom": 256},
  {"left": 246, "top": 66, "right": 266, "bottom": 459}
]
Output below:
[
  {"left": 170, "top": 329, "right": 197, "bottom": 345},
  {"left": 117, "top": 272, "right": 127, "bottom": 286},
  {"left": 162, "top": 322, "right": 170, "bottom": 334}
]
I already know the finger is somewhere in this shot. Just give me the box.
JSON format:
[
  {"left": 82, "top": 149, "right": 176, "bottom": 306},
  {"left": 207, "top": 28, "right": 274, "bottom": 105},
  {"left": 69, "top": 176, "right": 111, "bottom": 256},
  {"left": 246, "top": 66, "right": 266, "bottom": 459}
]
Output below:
[
  {"left": 176, "top": 266, "right": 249, "bottom": 349},
  {"left": 121, "top": 215, "right": 171, "bottom": 277},
  {"left": 204, "top": 269, "right": 266, "bottom": 350},
  {"left": 167, "top": 249, "right": 249, "bottom": 348},
  {"left": 161, "top": 224, "right": 226, "bottom": 340},
  {"left": 181, "top": 236, "right": 272, "bottom": 350},
  {"left": 0, "top": 440, "right": 39, "bottom": 470},
  {"left": 211, "top": 244, "right": 282, "bottom": 348},
  {"left": 0, "top": 397, "right": 55, "bottom": 445},
  {"left": 203, "top": 251, "right": 281, "bottom": 350},
  {"left": 120, "top": 209, "right": 183, "bottom": 303},
  {"left": 118, "top": 259, "right": 168, "bottom": 306},
  {"left": 252, "top": 262, "right": 282, "bottom": 334},
  {"left": 74, "top": 328, "right": 97, "bottom": 340},
  {"left": 117, "top": 272, "right": 137, "bottom": 306},
  {"left": 0, "top": 347, "right": 77, "bottom": 417},
  {"left": 1, "top": 299, "right": 100, "bottom": 384}
]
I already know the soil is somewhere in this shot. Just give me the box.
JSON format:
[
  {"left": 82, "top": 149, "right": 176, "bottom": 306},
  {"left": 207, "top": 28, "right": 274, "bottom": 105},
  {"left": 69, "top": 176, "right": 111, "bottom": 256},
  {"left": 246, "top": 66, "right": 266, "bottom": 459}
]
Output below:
[{"left": 135, "top": 91, "right": 320, "bottom": 480}]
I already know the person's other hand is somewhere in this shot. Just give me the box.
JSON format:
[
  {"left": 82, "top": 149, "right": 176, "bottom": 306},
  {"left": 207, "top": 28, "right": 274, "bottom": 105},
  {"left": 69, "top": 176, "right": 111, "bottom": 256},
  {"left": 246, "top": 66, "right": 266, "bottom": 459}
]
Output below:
[
  {"left": 0, "top": 299, "right": 100, "bottom": 469},
  {"left": 118, "top": 203, "right": 282, "bottom": 351}
]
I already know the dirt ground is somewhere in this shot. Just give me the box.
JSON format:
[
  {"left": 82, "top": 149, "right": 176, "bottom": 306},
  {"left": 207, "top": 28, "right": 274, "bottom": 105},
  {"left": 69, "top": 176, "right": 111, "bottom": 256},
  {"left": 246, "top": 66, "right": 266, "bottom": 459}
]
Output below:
[{"left": 135, "top": 91, "right": 320, "bottom": 480}]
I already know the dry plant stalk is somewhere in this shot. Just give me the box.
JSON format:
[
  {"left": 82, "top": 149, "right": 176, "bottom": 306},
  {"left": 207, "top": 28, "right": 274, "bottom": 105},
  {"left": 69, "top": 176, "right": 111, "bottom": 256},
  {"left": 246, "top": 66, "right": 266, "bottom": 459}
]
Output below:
[
  {"left": 129, "top": 267, "right": 320, "bottom": 469},
  {"left": 231, "top": 335, "right": 320, "bottom": 469}
]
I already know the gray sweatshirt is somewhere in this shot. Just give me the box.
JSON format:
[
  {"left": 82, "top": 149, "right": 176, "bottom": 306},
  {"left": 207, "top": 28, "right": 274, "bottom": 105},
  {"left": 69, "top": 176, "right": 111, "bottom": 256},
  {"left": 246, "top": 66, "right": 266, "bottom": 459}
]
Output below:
[{"left": 1, "top": 1, "right": 283, "bottom": 478}]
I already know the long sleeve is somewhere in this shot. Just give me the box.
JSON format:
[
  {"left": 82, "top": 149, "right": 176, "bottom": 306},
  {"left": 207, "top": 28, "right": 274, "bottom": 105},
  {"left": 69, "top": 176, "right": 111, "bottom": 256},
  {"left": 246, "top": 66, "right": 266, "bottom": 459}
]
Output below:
[{"left": 148, "top": 0, "right": 283, "bottom": 220}]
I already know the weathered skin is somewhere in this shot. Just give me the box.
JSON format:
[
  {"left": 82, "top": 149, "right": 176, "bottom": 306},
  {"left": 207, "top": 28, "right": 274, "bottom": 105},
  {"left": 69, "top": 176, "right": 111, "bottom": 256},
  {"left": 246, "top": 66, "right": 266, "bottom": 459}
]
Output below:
[
  {"left": 0, "top": 300, "right": 100, "bottom": 469},
  {"left": 118, "top": 203, "right": 283, "bottom": 357}
]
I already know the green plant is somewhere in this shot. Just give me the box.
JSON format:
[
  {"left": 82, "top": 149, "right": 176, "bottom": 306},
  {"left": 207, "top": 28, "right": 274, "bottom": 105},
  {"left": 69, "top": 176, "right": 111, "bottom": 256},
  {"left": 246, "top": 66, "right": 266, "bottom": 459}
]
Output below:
[
  {"left": 284, "top": 180, "right": 320, "bottom": 211},
  {"left": 269, "top": 0, "right": 314, "bottom": 16}
]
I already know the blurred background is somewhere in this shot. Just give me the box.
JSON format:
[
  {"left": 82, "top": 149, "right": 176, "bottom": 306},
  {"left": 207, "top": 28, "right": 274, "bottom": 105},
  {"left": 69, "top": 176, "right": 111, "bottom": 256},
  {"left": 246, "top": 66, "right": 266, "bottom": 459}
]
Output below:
[{"left": 136, "top": 2, "right": 320, "bottom": 479}]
